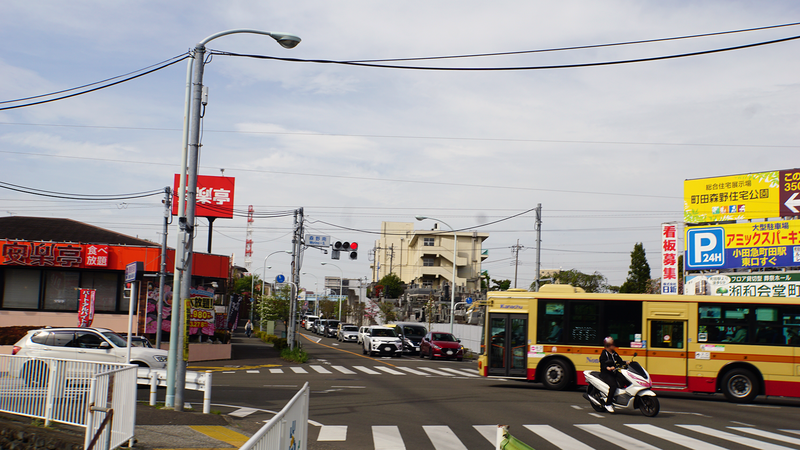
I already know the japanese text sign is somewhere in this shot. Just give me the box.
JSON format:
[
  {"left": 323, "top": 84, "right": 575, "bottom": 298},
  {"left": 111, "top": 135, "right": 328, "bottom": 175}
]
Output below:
[
  {"left": 305, "top": 234, "right": 330, "bottom": 247},
  {"left": 685, "top": 273, "right": 800, "bottom": 298},
  {"left": 78, "top": 289, "right": 96, "bottom": 327},
  {"left": 85, "top": 245, "right": 109, "bottom": 267},
  {"left": 172, "top": 174, "right": 235, "bottom": 219},
  {"left": 685, "top": 220, "right": 800, "bottom": 270},
  {"left": 684, "top": 169, "right": 800, "bottom": 223},
  {"left": 2, "top": 241, "right": 84, "bottom": 268},
  {"left": 661, "top": 223, "right": 679, "bottom": 295}
]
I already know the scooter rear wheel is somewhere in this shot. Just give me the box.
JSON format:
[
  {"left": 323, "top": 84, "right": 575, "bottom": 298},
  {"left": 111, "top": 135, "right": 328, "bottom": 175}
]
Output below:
[
  {"left": 586, "top": 386, "right": 606, "bottom": 413},
  {"left": 638, "top": 396, "right": 660, "bottom": 417}
]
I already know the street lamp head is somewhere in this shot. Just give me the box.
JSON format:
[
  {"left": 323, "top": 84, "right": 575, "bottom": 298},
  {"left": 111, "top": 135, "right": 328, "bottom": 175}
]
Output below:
[
  {"left": 271, "top": 33, "right": 301, "bottom": 49},
  {"left": 415, "top": 215, "right": 427, "bottom": 221},
  {"left": 266, "top": 266, "right": 272, "bottom": 269}
]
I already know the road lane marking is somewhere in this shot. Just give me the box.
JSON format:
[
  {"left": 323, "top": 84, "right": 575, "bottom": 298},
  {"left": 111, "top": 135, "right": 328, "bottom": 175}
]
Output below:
[
  {"left": 291, "top": 367, "right": 308, "bottom": 374},
  {"left": 738, "top": 404, "right": 780, "bottom": 409},
  {"left": 588, "top": 413, "right": 604, "bottom": 419},
  {"left": 229, "top": 407, "right": 258, "bottom": 418},
  {"left": 309, "top": 365, "right": 332, "bottom": 374},
  {"left": 781, "top": 430, "right": 800, "bottom": 436},
  {"left": 678, "top": 425, "right": 793, "bottom": 450},
  {"left": 423, "top": 425, "right": 468, "bottom": 450},
  {"left": 246, "top": 370, "right": 260, "bottom": 374},
  {"left": 353, "top": 366, "right": 381, "bottom": 375},
  {"left": 473, "top": 425, "right": 497, "bottom": 445},
  {"left": 189, "top": 425, "right": 250, "bottom": 447},
  {"left": 331, "top": 365, "right": 356, "bottom": 374},
  {"left": 262, "top": 385, "right": 297, "bottom": 387},
  {"left": 299, "top": 332, "right": 398, "bottom": 367},
  {"left": 375, "top": 366, "right": 406, "bottom": 375},
  {"left": 318, "top": 425, "right": 347, "bottom": 441},
  {"left": 373, "top": 425, "right": 405, "bottom": 450},
  {"left": 418, "top": 367, "right": 455, "bottom": 377},
  {"left": 730, "top": 427, "right": 800, "bottom": 446},
  {"left": 222, "top": 371, "right": 235, "bottom": 374},
  {"left": 576, "top": 424, "right": 660, "bottom": 450},
  {"left": 626, "top": 424, "right": 726, "bottom": 450},
  {"left": 438, "top": 367, "right": 479, "bottom": 377},
  {"left": 330, "top": 386, "right": 365, "bottom": 389},
  {"left": 524, "top": 424, "right": 594, "bottom": 450},
  {"left": 397, "top": 367, "right": 429, "bottom": 376},
  {"left": 269, "top": 368, "right": 283, "bottom": 374},
  {"left": 571, "top": 405, "right": 583, "bottom": 410}
]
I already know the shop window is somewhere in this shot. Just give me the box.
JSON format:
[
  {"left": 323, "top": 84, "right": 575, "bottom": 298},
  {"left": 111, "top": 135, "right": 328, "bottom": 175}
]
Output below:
[
  {"left": 2, "top": 268, "right": 41, "bottom": 309},
  {"left": 82, "top": 271, "right": 120, "bottom": 312},
  {"left": 43, "top": 271, "right": 80, "bottom": 311}
]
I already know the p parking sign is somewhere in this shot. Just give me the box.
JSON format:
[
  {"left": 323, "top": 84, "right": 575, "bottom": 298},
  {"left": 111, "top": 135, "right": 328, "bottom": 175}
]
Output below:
[{"left": 686, "top": 227, "right": 725, "bottom": 269}]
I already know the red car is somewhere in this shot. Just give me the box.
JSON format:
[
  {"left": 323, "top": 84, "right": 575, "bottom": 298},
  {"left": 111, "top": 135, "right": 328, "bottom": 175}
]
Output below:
[{"left": 420, "top": 332, "right": 463, "bottom": 361}]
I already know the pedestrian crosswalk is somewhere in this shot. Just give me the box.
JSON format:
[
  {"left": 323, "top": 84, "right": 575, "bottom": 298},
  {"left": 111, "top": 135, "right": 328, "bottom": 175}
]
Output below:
[
  {"left": 309, "top": 423, "right": 800, "bottom": 449},
  {"left": 218, "top": 365, "right": 482, "bottom": 378}
]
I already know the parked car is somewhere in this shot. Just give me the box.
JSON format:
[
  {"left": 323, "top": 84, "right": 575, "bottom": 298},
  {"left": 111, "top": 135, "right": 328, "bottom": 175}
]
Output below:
[
  {"left": 362, "top": 326, "right": 403, "bottom": 357},
  {"left": 338, "top": 324, "right": 359, "bottom": 342},
  {"left": 357, "top": 326, "right": 370, "bottom": 345},
  {"left": 12, "top": 327, "right": 170, "bottom": 371},
  {"left": 315, "top": 319, "right": 328, "bottom": 335},
  {"left": 304, "top": 315, "right": 319, "bottom": 331},
  {"left": 420, "top": 332, "right": 463, "bottom": 361},
  {"left": 324, "top": 320, "right": 340, "bottom": 338},
  {"left": 386, "top": 323, "right": 428, "bottom": 354},
  {"left": 119, "top": 334, "right": 154, "bottom": 348}
]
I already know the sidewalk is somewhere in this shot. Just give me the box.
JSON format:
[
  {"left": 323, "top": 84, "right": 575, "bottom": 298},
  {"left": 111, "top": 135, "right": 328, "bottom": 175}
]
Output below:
[{"left": 132, "top": 333, "right": 281, "bottom": 449}]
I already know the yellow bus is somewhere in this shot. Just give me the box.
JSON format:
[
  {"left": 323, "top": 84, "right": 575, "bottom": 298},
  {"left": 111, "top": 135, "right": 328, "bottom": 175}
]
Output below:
[{"left": 477, "top": 285, "right": 800, "bottom": 403}]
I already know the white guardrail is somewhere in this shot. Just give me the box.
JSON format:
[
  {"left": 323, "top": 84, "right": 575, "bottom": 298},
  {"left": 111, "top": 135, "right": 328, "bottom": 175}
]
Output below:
[
  {"left": 240, "top": 382, "right": 310, "bottom": 450},
  {"left": 0, "top": 355, "right": 137, "bottom": 450},
  {"left": 136, "top": 368, "right": 213, "bottom": 414}
]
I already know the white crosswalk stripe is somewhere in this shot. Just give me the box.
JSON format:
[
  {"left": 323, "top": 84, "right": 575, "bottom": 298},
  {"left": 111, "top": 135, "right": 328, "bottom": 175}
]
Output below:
[
  {"left": 576, "top": 424, "right": 661, "bottom": 450},
  {"left": 780, "top": 429, "right": 800, "bottom": 437},
  {"left": 373, "top": 425, "right": 405, "bottom": 449},
  {"left": 729, "top": 427, "right": 800, "bottom": 447},
  {"left": 438, "top": 367, "right": 479, "bottom": 377},
  {"left": 422, "top": 425, "right": 468, "bottom": 450},
  {"left": 353, "top": 366, "right": 381, "bottom": 375},
  {"left": 524, "top": 424, "right": 594, "bottom": 450},
  {"left": 473, "top": 425, "right": 498, "bottom": 445},
  {"left": 309, "top": 365, "right": 332, "bottom": 374},
  {"left": 290, "top": 367, "right": 307, "bottom": 374},
  {"left": 317, "top": 425, "right": 347, "bottom": 441},
  {"left": 397, "top": 367, "right": 429, "bottom": 376},
  {"left": 677, "top": 425, "right": 794, "bottom": 450},
  {"left": 228, "top": 407, "right": 258, "bottom": 418},
  {"left": 418, "top": 367, "right": 455, "bottom": 376},
  {"left": 626, "top": 424, "right": 727, "bottom": 450},
  {"left": 375, "top": 366, "right": 406, "bottom": 375},
  {"left": 268, "top": 368, "right": 282, "bottom": 374},
  {"left": 331, "top": 365, "right": 356, "bottom": 374}
]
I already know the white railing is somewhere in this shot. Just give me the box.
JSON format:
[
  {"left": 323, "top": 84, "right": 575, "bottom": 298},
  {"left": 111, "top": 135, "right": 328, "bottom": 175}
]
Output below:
[
  {"left": 85, "top": 365, "right": 138, "bottom": 450},
  {"left": 240, "top": 382, "right": 309, "bottom": 450},
  {"left": 0, "top": 355, "right": 136, "bottom": 450},
  {"left": 137, "top": 368, "right": 213, "bottom": 414}
]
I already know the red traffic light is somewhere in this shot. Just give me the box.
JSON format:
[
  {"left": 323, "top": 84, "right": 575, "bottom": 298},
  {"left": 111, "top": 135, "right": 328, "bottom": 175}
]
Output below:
[{"left": 350, "top": 242, "right": 358, "bottom": 251}]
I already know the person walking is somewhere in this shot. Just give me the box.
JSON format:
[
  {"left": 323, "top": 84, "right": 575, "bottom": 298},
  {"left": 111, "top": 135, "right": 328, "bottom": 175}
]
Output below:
[{"left": 245, "top": 319, "right": 253, "bottom": 338}]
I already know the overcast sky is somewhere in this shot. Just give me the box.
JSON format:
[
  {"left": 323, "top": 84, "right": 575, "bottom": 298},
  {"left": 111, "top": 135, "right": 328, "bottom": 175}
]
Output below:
[{"left": 1, "top": 1, "right": 798, "bottom": 288}]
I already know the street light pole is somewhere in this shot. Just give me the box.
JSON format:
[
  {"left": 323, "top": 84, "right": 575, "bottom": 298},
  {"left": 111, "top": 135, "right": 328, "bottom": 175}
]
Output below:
[
  {"left": 416, "top": 216, "right": 457, "bottom": 334},
  {"left": 167, "top": 29, "right": 300, "bottom": 412},
  {"left": 263, "top": 250, "right": 292, "bottom": 298},
  {"left": 321, "top": 262, "right": 343, "bottom": 321}
]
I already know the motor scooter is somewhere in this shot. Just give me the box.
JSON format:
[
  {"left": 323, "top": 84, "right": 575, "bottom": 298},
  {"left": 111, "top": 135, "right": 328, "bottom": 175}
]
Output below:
[{"left": 582, "top": 353, "right": 659, "bottom": 417}]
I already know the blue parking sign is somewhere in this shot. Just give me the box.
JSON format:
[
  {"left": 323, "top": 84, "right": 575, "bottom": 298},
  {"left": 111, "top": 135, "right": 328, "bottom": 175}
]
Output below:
[{"left": 686, "top": 227, "right": 725, "bottom": 269}]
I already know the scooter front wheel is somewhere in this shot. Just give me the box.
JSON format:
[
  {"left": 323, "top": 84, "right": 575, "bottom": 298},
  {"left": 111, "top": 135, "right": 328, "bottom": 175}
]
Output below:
[{"left": 638, "top": 396, "right": 660, "bottom": 417}]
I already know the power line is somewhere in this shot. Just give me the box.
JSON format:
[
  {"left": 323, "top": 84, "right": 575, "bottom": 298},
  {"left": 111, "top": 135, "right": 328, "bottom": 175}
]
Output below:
[{"left": 0, "top": 181, "right": 162, "bottom": 201}]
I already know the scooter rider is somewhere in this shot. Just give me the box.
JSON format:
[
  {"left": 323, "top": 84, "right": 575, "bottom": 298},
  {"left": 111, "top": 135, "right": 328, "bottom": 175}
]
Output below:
[{"left": 599, "top": 336, "right": 625, "bottom": 412}]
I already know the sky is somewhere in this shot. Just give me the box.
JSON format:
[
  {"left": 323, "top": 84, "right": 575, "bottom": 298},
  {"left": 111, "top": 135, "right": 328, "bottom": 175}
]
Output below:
[{"left": 0, "top": 1, "right": 798, "bottom": 289}]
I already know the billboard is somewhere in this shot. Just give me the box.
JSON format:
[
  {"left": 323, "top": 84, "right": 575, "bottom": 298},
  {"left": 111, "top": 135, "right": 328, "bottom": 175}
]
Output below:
[
  {"left": 685, "top": 273, "right": 800, "bottom": 298},
  {"left": 685, "top": 219, "right": 800, "bottom": 271},
  {"left": 661, "top": 223, "right": 679, "bottom": 294},
  {"left": 172, "top": 174, "right": 235, "bottom": 219},
  {"left": 683, "top": 169, "right": 800, "bottom": 223}
]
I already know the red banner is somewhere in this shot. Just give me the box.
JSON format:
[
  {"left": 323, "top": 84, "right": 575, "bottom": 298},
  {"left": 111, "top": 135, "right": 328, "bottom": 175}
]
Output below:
[
  {"left": 171, "top": 174, "right": 235, "bottom": 219},
  {"left": 78, "top": 289, "right": 96, "bottom": 327}
]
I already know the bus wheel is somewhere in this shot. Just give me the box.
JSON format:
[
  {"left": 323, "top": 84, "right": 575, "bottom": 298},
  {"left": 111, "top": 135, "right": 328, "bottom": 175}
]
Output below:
[
  {"left": 722, "top": 368, "right": 758, "bottom": 403},
  {"left": 541, "top": 359, "right": 571, "bottom": 390}
]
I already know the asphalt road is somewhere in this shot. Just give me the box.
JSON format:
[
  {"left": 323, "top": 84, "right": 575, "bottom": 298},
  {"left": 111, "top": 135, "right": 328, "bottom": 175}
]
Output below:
[{"left": 171, "top": 332, "right": 800, "bottom": 450}]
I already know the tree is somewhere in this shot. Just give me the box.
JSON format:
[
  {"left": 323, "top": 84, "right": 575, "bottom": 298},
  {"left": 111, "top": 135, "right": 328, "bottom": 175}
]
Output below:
[
  {"left": 233, "top": 274, "right": 261, "bottom": 296},
  {"left": 377, "top": 273, "right": 405, "bottom": 299},
  {"left": 620, "top": 243, "right": 651, "bottom": 294},
  {"left": 532, "top": 269, "right": 608, "bottom": 293},
  {"left": 489, "top": 279, "right": 511, "bottom": 291},
  {"left": 255, "top": 285, "right": 292, "bottom": 330},
  {"left": 377, "top": 301, "right": 397, "bottom": 323}
]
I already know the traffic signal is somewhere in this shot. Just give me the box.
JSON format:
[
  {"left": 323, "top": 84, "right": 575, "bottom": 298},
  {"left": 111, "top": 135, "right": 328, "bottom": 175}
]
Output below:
[{"left": 331, "top": 241, "right": 358, "bottom": 260}]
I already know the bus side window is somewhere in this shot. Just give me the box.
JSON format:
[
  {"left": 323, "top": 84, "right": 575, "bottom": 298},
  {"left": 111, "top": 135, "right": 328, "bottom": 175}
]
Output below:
[{"left": 538, "top": 301, "right": 564, "bottom": 343}]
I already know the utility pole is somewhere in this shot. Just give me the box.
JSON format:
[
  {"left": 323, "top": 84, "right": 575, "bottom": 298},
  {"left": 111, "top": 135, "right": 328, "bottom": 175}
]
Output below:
[
  {"left": 389, "top": 244, "right": 395, "bottom": 274},
  {"left": 534, "top": 204, "right": 542, "bottom": 292},
  {"left": 511, "top": 239, "right": 524, "bottom": 288},
  {"left": 156, "top": 187, "right": 171, "bottom": 349},
  {"left": 288, "top": 208, "right": 304, "bottom": 350}
]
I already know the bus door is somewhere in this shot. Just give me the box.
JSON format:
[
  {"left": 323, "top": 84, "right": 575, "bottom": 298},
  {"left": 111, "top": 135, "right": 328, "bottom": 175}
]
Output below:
[
  {"left": 646, "top": 320, "right": 688, "bottom": 390},
  {"left": 487, "top": 313, "right": 528, "bottom": 377}
]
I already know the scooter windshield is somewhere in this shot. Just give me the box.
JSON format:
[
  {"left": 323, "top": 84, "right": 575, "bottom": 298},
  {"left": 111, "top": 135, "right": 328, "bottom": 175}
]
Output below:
[{"left": 628, "top": 361, "right": 646, "bottom": 377}]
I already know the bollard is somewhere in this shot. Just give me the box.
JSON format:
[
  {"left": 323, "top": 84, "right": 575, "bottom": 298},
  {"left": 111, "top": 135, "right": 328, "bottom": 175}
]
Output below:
[
  {"left": 203, "top": 371, "right": 212, "bottom": 414},
  {"left": 149, "top": 372, "right": 158, "bottom": 406}
]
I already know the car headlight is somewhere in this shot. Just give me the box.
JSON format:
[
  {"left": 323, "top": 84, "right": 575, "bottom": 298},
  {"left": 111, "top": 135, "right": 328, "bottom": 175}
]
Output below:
[
  {"left": 431, "top": 344, "right": 441, "bottom": 350},
  {"left": 154, "top": 355, "right": 168, "bottom": 362}
]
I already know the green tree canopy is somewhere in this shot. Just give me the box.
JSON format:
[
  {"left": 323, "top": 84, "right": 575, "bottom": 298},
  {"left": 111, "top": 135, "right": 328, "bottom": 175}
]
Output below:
[
  {"left": 490, "top": 279, "right": 511, "bottom": 291},
  {"left": 620, "top": 242, "right": 651, "bottom": 294},
  {"left": 377, "top": 273, "right": 405, "bottom": 299},
  {"left": 255, "top": 285, "right": 292, "bottom": 329},
  {"left": 233, "top": 274, "right": 261, "bottom": 297},
  {"left": 378, "top": 301, "right": 397, "bottom": 323},
  {"left": 532, "top": 269, "right": 608, "bottom": 293}
]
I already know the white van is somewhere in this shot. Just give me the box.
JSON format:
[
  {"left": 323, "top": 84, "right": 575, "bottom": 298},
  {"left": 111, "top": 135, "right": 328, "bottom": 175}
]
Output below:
[{"left": 304, "top": 315, "right": 319, "bottom": 331}]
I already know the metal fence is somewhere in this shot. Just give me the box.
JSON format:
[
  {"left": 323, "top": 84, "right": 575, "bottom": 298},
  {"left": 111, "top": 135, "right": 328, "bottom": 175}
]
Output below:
[
  {"left": 0, "top": 355, "right": 136, "bottom": 450},
  {"left": 137, "top": 367, "right": 213, "bottom": 413},
  {"left": 240, "top": 382, "right": 309, "bottom": 450},
  {"left": 85, "top": 365, "right": 138, "bottom": 450}
]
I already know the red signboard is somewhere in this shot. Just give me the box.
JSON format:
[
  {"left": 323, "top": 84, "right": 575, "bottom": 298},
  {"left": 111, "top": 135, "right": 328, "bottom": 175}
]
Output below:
[
  {"left": 171, "top": 175, "right": 235, "bottom": 219},
  {"left": 85, "top": 244, "right": 109, "bottom": 267},
  {"left": 78, "top": 289, "right": 96, "bottom": 327},
  {"left": 780, "top": 169, "right": 800, "bottom": 217},
  {"left": 2, "top": 241, "right": 84, "bottom": 267}
]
